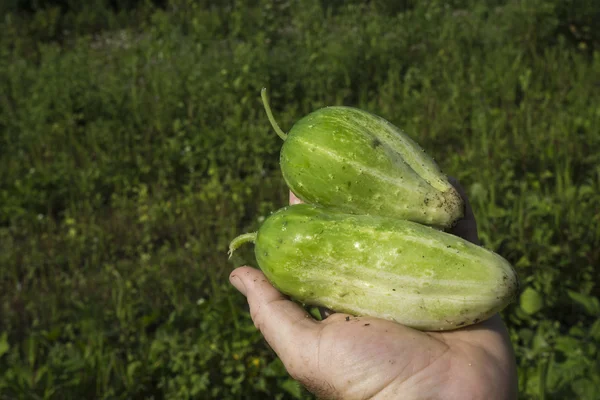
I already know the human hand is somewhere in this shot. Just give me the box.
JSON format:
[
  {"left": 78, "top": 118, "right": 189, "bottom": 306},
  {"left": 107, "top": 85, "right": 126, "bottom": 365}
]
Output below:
[{"left": 230, "top": 179, "right": 518, "bottom": 399}]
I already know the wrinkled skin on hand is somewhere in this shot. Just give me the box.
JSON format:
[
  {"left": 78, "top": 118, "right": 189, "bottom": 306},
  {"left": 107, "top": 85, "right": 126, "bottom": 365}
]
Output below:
[{"left": 230, "top": 179, "right": 518, "bottom": 400}]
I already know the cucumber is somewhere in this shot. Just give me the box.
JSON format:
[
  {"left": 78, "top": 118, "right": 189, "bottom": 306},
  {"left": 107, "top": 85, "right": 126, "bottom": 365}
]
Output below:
[
  {"left": 261, "top": 89, "right": 464, "bottom": 229},
  {"left": 229, "top": 204, "right": 519, "bottom": 331}
]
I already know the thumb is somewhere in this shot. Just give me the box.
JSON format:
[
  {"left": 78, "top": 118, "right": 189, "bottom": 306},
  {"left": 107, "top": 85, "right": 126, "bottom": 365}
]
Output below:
[
  {"left": 289, "top": 191, "right": 303, "bottom": 205},
  {"left": 229, "top": 266, "right": 318, "bottom": 361}
]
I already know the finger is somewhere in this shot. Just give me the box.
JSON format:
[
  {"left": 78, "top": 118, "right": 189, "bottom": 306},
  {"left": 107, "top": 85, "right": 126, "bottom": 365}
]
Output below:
[
  {"left": 229, "top": 266, "right": 318, "bottom": 360},
  {"left": 289, "top": 191, "right": 303, "bottom": 205},
  {"left": 447, "top": 177, "right": 480, "bottom": 245}
]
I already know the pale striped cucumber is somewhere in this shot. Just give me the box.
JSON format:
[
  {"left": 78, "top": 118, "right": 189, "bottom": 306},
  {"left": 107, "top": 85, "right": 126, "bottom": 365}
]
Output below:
[
  {"left": 229, "top": 204, "right": 519, "bottom": 331},
  {"left": 262, "top": 89, "right": 464, "bottom": 229}
]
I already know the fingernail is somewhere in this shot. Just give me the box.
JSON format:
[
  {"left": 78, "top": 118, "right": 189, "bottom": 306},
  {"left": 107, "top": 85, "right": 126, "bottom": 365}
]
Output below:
[{"left": 230, "top": 275, "right": 247, "bottom": 296}]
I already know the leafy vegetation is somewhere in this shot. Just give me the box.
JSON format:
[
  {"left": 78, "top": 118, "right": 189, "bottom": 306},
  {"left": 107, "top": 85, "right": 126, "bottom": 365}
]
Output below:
[{"left": 1, "top": 0, "right": 599, "bottom": 398}]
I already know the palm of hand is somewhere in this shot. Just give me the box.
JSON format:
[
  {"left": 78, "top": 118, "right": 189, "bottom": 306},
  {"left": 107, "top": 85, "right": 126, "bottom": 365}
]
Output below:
[
  {"left": 293, "top": 310, "right": 516, "bottom": 399},
  {"left": 230, "top": 181, "right": 517, "bottom": 399}
]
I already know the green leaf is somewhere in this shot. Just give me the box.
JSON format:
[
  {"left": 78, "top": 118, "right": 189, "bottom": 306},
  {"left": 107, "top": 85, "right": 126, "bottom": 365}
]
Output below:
[
  {"left": 263, "top": 358, "right": 287, "bottom": 377},
  {"left": 127, "top": 361, "right": 142, "bottom": 381},
  {"left": 280, "top": 378, "right": 305, "bottom": 399},
  {"left": 515, "top": 255, "right": 532, "bottom": 268},
  {"left": 0, "top": 332, "right": 9, "bottom": 358},
  {"left": 567, "top": 290, "right": 600, "bottom": 317},
  {"left": 519, "top": 328, "right": 534, "bottom": 344},
  {"left": 590, "top": 319, "right": 600, "bottom": 341},
  {"left": 520, "top": 287, "right": 544, "bottom": 315},
  {"left": 572, "top": 378, "right": 596, "bottom": 399},
  {"left": 554, "top": 336, "right": 583, "bottom": 355}
]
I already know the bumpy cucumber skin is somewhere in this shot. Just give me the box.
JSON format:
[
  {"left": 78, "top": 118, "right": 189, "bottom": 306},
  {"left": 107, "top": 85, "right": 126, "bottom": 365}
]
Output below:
[
  {"left": 254, "top": 204, "right": 519, "bottom": 331},
  {"left": 280, "top": 106, "right": 464, "bottom": 229}
]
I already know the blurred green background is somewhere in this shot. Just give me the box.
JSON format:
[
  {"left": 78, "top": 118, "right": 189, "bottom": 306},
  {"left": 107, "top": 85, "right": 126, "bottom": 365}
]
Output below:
[{"left": 1, "top": 0, "right": 599, "bottom": 398}]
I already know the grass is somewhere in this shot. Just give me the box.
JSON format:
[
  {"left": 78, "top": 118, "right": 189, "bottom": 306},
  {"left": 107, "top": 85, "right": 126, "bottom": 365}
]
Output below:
[{"left": 1, "top": 0, "right": 599, "bottom": 398}]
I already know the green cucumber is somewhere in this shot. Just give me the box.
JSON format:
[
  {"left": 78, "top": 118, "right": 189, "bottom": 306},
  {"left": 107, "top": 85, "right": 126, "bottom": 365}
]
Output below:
[
  {"left": 261, "top": 88, "right": 464, "bottom": 229},
  {"left": 229, "top": 204, "right": 519, "bottom": 331}
]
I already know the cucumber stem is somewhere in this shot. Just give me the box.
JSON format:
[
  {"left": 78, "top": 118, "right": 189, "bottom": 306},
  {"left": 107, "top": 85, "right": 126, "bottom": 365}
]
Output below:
[
  {"left": 228, "top": 232, "right": 258, "bottom": 259},
  {"left": 261, "top": 87, "right": 287, "bottom": 140}
]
